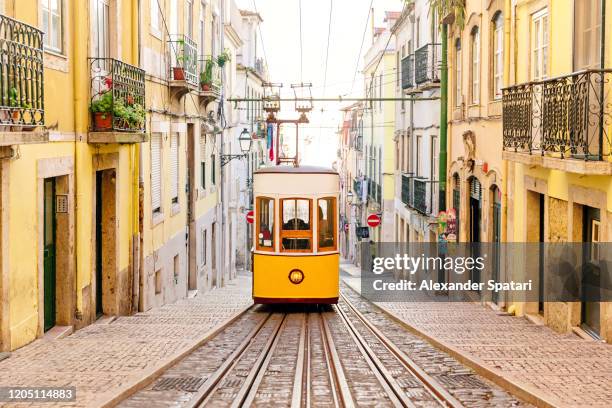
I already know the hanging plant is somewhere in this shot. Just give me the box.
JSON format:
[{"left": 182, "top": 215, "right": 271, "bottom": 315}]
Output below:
[{"left": 216, "top": 49, "right": 231, "bottom": 67}]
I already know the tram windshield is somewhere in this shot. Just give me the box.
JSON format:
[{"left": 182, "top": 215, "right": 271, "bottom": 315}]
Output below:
[
  {"left": 281, "top": 199, "right": 312, "bottom": 251},
  {"left": 257, "top": 197, "right": 274, "bottom": 250},
  {"left": 318, "top": 197, "right": 336, "bottom": 250}
]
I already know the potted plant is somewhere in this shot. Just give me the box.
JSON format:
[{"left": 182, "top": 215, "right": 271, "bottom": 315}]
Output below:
[
  {"left": 90, "top": 91, "right": 114, "bottom": 130},
  {"left": 172, "top": 39, "right": 191, "bottom": 80},
  {"left": 200, "top": 59, "right": 215, "bottom": 91},
  {"left": 216, "top": 49, "right": 231, "bottom": 68}
]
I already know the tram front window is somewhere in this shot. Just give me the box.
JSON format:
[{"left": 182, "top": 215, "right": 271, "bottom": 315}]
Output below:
[
  {"left": 257, "top": 197, "right": 274, "bottom": 250},
  {"left": 281, "top": 199, "right": 312, "bottom": 252},
  {"left": 318, "top": 197, "right": 336, "bottom": 250}
]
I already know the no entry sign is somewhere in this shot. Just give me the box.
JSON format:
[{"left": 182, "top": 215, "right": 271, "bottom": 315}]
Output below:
[
  {"left": 367, "top": 213, "right": 381, "bottom": 228},
  {"left": 246, "top": 210, "right": 254, "bottom": 224}
]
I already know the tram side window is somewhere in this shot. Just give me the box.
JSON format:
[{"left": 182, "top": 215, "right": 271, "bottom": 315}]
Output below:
[
  {"left": 281, "top": 199, "right": 312, "bottom": 251},
  {"left": 318, "top": 197, "right": 336, "bottom": 250},
  {"left": 257, "top": 197, "right": 274, "bottom": 250}
]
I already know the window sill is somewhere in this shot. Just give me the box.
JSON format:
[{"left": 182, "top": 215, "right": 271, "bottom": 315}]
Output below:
[
  {"left": 198, "top": 187, "right": 207, "bottom": 200},
  {"left": 171, "top": 202, "right": 181, "bottom": 216},
  {"left": 152, "top": 211, "right": 164, "bottom": 227}
]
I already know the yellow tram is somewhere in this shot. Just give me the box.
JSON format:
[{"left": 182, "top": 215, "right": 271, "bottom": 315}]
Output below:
[{"left": 252, "top": 166, "right": 340, "bottom": 304}]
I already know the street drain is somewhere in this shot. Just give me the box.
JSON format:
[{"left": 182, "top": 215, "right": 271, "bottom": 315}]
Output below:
[{"left": 152, "top": 376, "right": 206, "bottom": 392}]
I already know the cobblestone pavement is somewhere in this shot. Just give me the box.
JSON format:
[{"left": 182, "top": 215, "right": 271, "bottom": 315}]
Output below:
[
  {"left": 341, "top": 263, "right": 612, "bottom": 407},
  {"left": 0, "top": 274, "right": 253, "bottom": 407}
]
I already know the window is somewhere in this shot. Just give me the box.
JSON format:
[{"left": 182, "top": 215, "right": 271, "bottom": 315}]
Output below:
[
  {"left": 318, "top": 197, "right": 336, "bottom": 251},
  {"left": 42, "top": 0, "right": 62, "bottom": 52},
  {"left": 455, "top": 39, "right": 462, "bottom": 106},
  {"left": 170, "top": 133, "right": 179, "bottom": 204},
  {"left": 574, "top": 0, "right": 601, "bottom": 70},
  {"left": 431, "top": 135, "right": 438, "bottom": 182},
  {"left": 92, "top": 0, "right": 110, "bottom": 59},
  {"left": 212, "top": 14, "right": 218, "bottom": 57},
  {"left": 151, "top": 133, "right": 162, "bottom": 214},
  {"left": 186, "top": 0, "right": 194, "bottom": 38},
  {"left": 531, "top": 9, "right": 548, "bottom": 80},
  {"left": 199, "top": 1, "right": 206, "bottom": 56},
  {"left": 416, "top": 135, "right": 422, "bottom": 177},
  {"left": 281, "top": 199, "right": 312, "bottom": 252},
  {"left": 470, "top": 27, "right": 480, "bottom": 104},
  {"left": 200, "top": 134, "right": 206, "bottom": 189},
  {"left": 202, "top": 229, "right": 207, "bottom": 265},
  {"left": 492, "top": 12, "right": 504, "bottom": 99},
  {"left": 150, "top": 0, "right": 159, "bottom": 31},
  {"left": 211, "top": 153, "right": 216, "bottom": 185},
  {"left": 256, "top": 197, "right": 274, "bottom": 250}
]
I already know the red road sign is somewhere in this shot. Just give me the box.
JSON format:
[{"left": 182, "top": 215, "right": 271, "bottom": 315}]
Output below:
[
  {"left": 246, "top": 210, "right": 254, "bottom": 224},
  {"left": 344, "top": 223, "right": 349, "bottom": 232},
  {"left": 367, "top": 213, "right": 381, "bottom": 228}
]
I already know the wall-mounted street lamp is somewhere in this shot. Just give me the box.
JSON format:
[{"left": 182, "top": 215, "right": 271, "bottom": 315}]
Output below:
[{"left": 221, "top": 128, "right": 252, "bottom": 167}]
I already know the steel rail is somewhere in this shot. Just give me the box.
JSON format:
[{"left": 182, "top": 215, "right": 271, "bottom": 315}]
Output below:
[
  {"left": 320, "top": 312, "right": 356, "bottom": 408},
  {"left": 339, "top": 293, "right": 465, "bottom": 408},
  {"left": 184, "top": 312, "right": 283, "bottom": 408}
]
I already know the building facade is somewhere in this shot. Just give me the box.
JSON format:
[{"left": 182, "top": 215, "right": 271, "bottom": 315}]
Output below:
[
  {"left": 362, "top": 11, "right": 399, "bottom": 244},
  {"left": 0, "top": 0, "right": 260, "bottom": 351},
  {"left": 394, "top": 0, "right": 442, "bottom": 244},
  {"left": 503, "top": 0, "right": 611, "bottom": 341}
]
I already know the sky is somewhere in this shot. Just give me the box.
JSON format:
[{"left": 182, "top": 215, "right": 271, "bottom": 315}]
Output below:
[{"left": 236, "top": 0, "right": 404, "bottom": 167}]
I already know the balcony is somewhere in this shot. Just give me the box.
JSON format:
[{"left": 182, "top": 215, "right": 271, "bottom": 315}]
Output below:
[
  {"left": 401, "top": 54, "right": 415, "bottom": 91},
  {"left": 88, "top": 58, "right": 147, "bottom": 143},
  {"left": 503, "top": 70, "right": 612, "bottom": 175},
  {"left": 412, "top": 178, "right": 428, "bottom": 215},
  {"left": 198, "top": 55, "right": 221, "bottom": 106},
  {"left": 167, "top": 35, "right": 198, "bottom": 98},
  {"left": 414, "top": 43, "right": 441, "bottom": 87},
  {"left": 353, "top": 178, "right": 362, "bottom": 201},
  {"left": 401, "top": 174, "right": 412, "bottom": 206},
  {"left": 0, "top": 14, "right": 47, "bottom": 146}
]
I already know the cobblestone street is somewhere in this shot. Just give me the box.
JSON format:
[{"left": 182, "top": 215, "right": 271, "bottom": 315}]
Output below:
[
  {"left": 341, "top": 264, "right": 612, "bottom": 407},
  {"left": 0, "top": 275, "right": 253, "bottom": 407}
]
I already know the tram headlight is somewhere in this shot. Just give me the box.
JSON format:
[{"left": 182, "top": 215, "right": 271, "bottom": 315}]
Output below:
[{"left": 288, "top": 269, "right": 304, "bottom": 285}]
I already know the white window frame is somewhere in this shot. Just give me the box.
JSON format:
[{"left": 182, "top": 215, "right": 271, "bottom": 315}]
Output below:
[
  {"left": 150, "top": 0, "right": 160, "bottom": 34},
  {"left": 493, "top": 12, "right": 504, "bottom": 99},
  {"left": 151, "top": 133, "right": 163, "bottom": 214},
  {"left": 470, "top": 27, "right": 480, "bottom": 104},
  {"left": 42, "top": 0, "right": 63, "bottom": 53},
  {"left": 186, "top": 0, "right": 194, "bottom": 39},
  {"left": 170, "top": 133, "right": 180, "bottom": 204},
  {"left": 91, "top": 0, "right": 111, "bottom": 60},
  {"left": 531, "top": 9, "right": 548, "bottom": 81},
  {"left": 455, "top": 39, "right": 462, "bottom": 107}
]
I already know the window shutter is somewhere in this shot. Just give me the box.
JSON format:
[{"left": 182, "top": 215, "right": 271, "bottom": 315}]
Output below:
[
  {"left": 200, "top": 134, "right": 206, "bottom": 163},
  {"left": 470, "top": 178, "right": 481, "bottom": 200},
  {"left": 151, "top": 133, "right": 162, "bottom": 212},
  {"left": 171, "top": 133, "right": 179, "bottom": 201}
]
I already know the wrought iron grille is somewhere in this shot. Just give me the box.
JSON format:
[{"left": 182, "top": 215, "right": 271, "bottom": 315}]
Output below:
[
  {"left": 168, "top": 35, "right": 198, "bottom": 86},
  {"left": 353, "top": 178, "right": 362, "bottom": 199},
  {"left": 90, "top": 58, "right": 146, "bottom": 132},
  {"left": 401, "top": 54, "right": 414, "bottom": 90},
  {"left": 0, "top": 14, "right": 44, "bottom": 128},
  {"left": 401, "top": 174, "right": 411, "bottom": 206},
  {"left": 198, "top": 55, "right": 221, "bottom": 94},
  {"left": 414, "top": 43, "right": 441, "bottom": 85},
  {"left": 412, "top": 178, "right": 428, "bottom": 215},
  {"left": 503, "top": 69, "right": 612, "bottom": 160}
]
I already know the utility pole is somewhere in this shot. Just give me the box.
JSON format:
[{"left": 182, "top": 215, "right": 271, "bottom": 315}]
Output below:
[{"left": 438, "top": 23, "right": 448, "bottom": 211}]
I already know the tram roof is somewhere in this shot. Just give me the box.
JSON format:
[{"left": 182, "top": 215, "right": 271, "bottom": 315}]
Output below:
[{"left": 254, "top": 165, "right": 338, "bottom": 175}]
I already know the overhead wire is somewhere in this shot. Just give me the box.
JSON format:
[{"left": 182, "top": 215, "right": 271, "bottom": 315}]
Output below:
[
  {"left": 252, "top": 0, "right": 269, "bottom": 71},
  {"left": 298, "top": 0, "right": 304, "bottom": 82},
  {"left": 349, "top": 0, "right": 374, "bottom": 96}
]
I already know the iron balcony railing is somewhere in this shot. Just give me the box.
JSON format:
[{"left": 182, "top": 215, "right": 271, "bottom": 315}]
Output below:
[
  {"left": 90, "top": 58, "right": 146, "bottom": 133},
  {"left": 0, "top": 14, "right": 44, "bottom": 129},
  {"left": 353, "top": 178, "right": 362, "bottom": 200},
  {"left": 503, "top": 69, "right": 612, "bottom": 161},
  {"left": 412, "top": 178, "right": 428, "bottom": 215},
  {"left": 198, "top": 55, "right": 221, "bottom": 94},
  {"left": 401, "top": 54, "right": 414, "bottom": 90},
  {"left": 401, "top": 174, "right": 412, "bottom": 206},
  {"left": 414, "top": 43, "right": 441, "bottom": 85},
  {"left": 168, "top": 35, "right": 198, "bottom": 86}
]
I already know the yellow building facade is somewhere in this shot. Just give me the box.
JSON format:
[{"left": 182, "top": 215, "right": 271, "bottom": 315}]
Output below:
[
  {"left": 504, "top": 0, "right": 612, "bottom": 341},
  {"left": 0, "top": 0, "right": 229, "bottom": 351}
]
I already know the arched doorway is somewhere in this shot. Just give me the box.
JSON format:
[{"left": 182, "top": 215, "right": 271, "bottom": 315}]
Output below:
[
  {"left": 490, "top": 185, "right": 502, "bottom": 303},
  {"left": 468, "top": 177, "right": 482, "bottom": 288}
]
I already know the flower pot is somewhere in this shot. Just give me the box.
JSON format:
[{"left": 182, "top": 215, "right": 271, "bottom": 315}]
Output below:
[
  {"left": 173, "top": 67, "right": 186, "bottom": 81},
  {"left": 0, "top": 110, "right": 10, "bottom": 131},
  {"left": 93, "top": 112, "right": 113, "bottom": 130},
  {"left": 10, "top": 110, "right": 22, "bottom": 131}
]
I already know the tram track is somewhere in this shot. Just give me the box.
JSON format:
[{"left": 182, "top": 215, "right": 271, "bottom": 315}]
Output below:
[{"left": 119, "top": 294, "right": 529, "bottom": 408}]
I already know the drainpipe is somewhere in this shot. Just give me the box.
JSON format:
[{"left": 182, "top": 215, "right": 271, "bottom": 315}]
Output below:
[
  {"left": 598, "top": 0, "right": 606, "bottom": 160},
  {"left": 220, "top": 0, "right": 226, "bottom": 286},
  {"left": 438, "top": 23, "right": 448, "bottom": 211}
]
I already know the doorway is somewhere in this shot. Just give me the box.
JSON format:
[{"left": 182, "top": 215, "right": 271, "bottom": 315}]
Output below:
[
  {"left": 526, "top": 190, "right": 545, "bottom": 314},
  {"left": 211, "top": 221, "right": 217, "bottom": 287},
  {"left": 582, "top": 205, "right": 601, "bottom": 337},
  {"left": 187, "top": 124, "right": 197, "bottom": 292},
  {"left": 43, "top": 178, "right": 56, "bottom": 332},
  {"left": 95, "top": 169, "right": 117, "bottom": 316},
  {"left": 468, "top": 177, "right": 481, "bottom": 287},
  {"left": 491, "top": 185, "right": 501, "bottom": 304}
]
